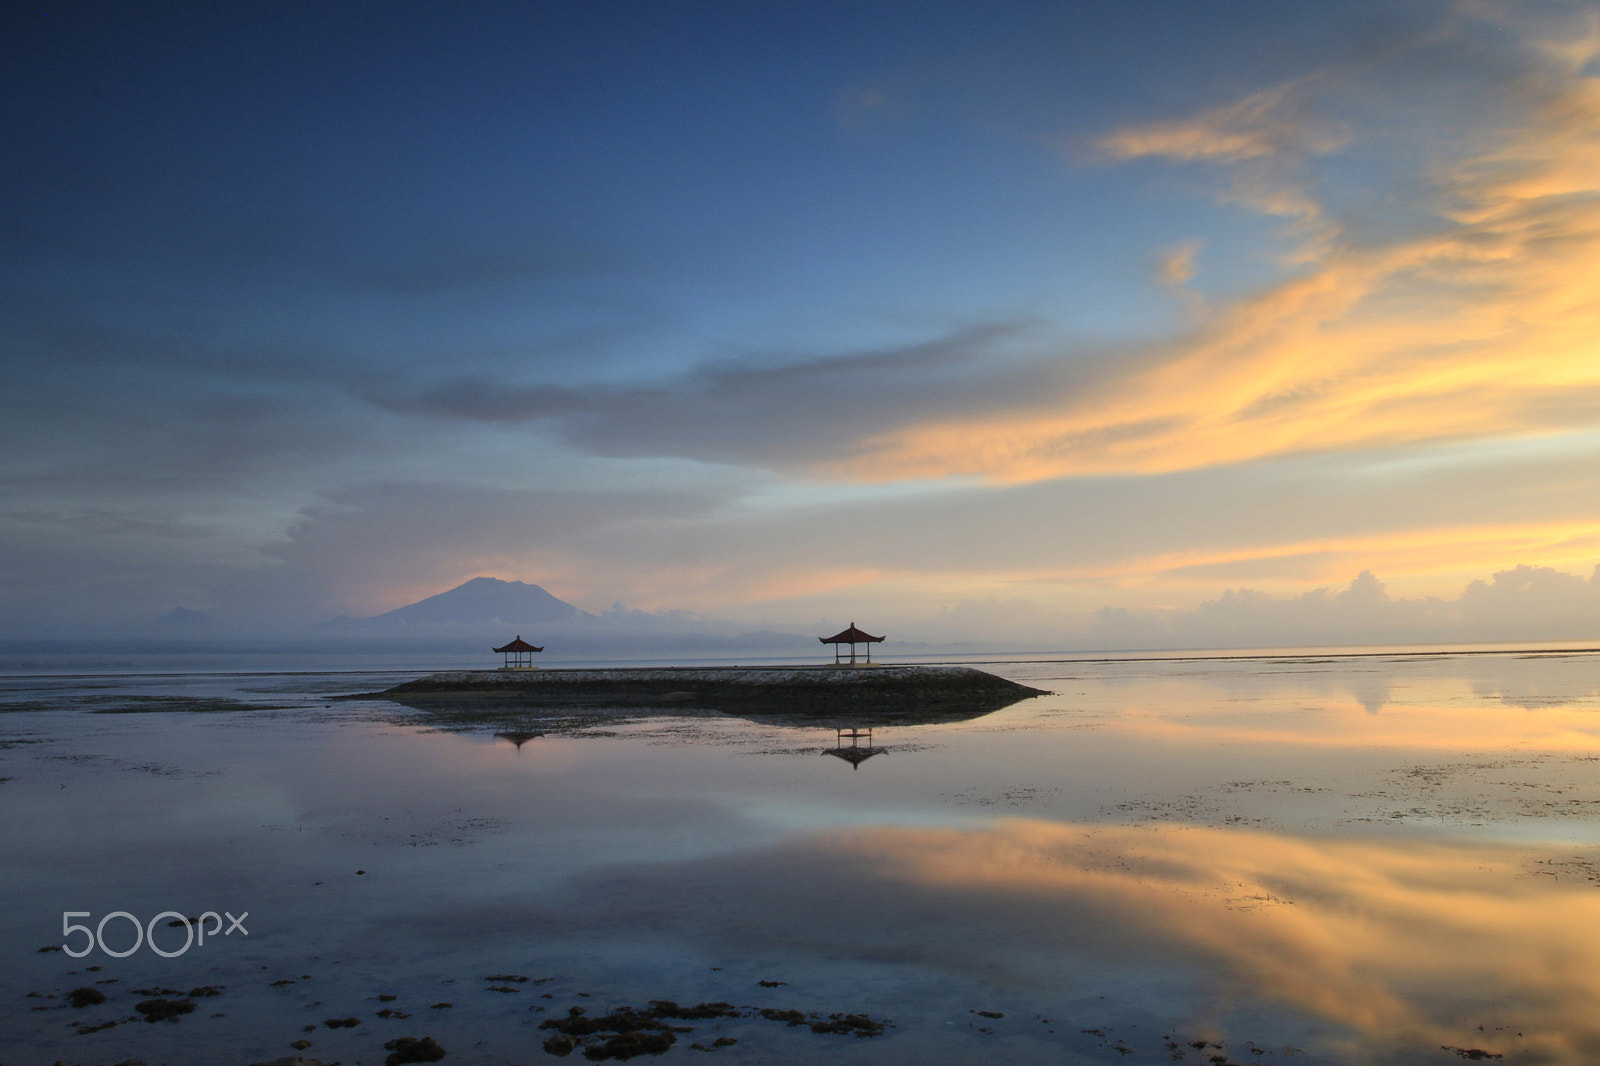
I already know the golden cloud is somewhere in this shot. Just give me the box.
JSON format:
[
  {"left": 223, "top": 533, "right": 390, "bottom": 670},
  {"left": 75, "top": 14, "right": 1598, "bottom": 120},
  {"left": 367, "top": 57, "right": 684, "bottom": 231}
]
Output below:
[{"left": 829, "top": 16, "right": 1600, "bottom": 488}]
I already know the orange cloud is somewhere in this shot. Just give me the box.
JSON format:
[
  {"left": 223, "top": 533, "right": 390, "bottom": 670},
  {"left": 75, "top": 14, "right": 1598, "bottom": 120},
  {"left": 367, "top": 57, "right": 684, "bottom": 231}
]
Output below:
[
  {"left": 1097, "top": 83, "right": 1349, "bottom": 164},
  {"left": 1058, "top": 521, "right": 1600, "bottom": 589},
  {"left": 827, "top": 15, "right": 1600, "bottom": 487}
]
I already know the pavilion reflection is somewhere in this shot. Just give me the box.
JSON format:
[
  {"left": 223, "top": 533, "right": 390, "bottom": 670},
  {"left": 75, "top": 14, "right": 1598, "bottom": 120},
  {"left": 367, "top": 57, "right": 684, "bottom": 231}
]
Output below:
[
  {"left": 494, "top": 730, "right": 544, "bottom": 750},
  {"left": 821, "top": 726, "right": 882, "bottom": 770}
]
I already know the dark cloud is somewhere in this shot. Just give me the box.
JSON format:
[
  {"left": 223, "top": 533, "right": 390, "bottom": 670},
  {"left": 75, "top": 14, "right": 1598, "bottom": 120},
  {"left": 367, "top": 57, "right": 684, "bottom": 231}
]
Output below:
[
  {"left": 0, "top": 512, "right": 239, "bottom": 635},
  {"left": 356, "top": 321, "right": 1078, "bottom": 467},
  {"left": 358, "top": 245, "right": 610, "bottom": 296}
]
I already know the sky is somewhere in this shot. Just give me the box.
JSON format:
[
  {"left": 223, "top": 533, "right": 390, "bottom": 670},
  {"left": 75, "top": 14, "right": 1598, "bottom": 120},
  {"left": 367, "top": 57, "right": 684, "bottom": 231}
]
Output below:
[{"left": 5, "top": 0, "right": 1600, "bottom": 648}]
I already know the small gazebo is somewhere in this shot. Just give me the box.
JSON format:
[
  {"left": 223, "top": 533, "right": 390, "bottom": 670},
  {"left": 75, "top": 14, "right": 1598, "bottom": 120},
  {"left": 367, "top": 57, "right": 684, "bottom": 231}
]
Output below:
[
  {"left": 819, "top": 622, "right": 884, "bottom": 665},
  {"left": 493, "top": 635, "right": 543, "bottom": 670}
]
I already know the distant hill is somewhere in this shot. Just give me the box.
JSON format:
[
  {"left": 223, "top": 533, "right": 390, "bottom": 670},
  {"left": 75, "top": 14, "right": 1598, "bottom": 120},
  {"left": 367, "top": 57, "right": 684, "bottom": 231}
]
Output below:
[
  {"left": 157, "top": 606, "right": 217, "bottom": 627},
  {"left": 353, "top": 577, "right": 592, "bottom": 628}
]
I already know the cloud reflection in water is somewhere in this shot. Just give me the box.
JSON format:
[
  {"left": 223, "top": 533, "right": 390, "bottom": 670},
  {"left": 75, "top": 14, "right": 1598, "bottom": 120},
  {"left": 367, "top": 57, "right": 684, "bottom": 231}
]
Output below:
[{"left": 558, "top": 819, "right": 1600, "bottom": 1062}]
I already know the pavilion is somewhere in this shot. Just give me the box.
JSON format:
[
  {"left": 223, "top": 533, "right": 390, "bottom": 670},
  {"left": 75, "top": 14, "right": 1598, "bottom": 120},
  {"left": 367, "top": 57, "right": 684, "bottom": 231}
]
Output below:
[
  {"left": 493, "top": 635, "right": 543, "bottom": 670},
  {"left": 819, "top": 623, "right": 884, "bottom": 665}
]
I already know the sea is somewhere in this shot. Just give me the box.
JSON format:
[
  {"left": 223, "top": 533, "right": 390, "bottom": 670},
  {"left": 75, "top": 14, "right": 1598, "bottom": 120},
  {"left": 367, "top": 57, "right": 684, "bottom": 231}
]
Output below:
[{"left": 4, "top": 644, "right": 1600, "bottom": 1065}]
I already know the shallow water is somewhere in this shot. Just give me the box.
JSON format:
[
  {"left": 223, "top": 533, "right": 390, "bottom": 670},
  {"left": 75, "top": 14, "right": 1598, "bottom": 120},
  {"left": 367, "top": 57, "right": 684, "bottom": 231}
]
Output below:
[{"left": 4, "top": 652, "right": 1600, "bottom": 1064}]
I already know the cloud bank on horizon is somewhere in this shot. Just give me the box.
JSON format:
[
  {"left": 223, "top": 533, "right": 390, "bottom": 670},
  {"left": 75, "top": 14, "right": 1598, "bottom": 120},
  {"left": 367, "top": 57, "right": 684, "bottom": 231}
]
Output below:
[{"left": 4, "top": 1, "right": 1600, "bottom": 647}]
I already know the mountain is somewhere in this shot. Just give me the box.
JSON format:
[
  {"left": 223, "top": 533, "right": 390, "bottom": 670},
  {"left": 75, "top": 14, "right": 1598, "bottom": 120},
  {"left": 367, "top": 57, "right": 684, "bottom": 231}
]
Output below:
[{"left": 358, "top": 577, "right": 592, "bottom": 628}]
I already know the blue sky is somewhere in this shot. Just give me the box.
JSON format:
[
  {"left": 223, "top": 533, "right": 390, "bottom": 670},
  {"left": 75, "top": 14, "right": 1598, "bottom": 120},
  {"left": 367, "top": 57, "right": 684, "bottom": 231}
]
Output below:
[{"left": 6, "top": 1, "right": 1600, "bottom": 645}]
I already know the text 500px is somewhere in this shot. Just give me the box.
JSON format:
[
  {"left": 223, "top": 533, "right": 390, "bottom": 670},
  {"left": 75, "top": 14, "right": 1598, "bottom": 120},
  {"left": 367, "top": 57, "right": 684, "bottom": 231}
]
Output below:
[{"left": 61, "top": 910, "right": 248, "bottom": 958}]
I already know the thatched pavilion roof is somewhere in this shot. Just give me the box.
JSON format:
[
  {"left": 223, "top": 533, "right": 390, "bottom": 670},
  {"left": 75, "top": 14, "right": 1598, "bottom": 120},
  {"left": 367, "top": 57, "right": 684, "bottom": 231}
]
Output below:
[
  {"left": 493, "top": 636, "right": 543, "bottom": 653},
  {"left": 819, "top": 624, "right": 884, "bottom": 645}
]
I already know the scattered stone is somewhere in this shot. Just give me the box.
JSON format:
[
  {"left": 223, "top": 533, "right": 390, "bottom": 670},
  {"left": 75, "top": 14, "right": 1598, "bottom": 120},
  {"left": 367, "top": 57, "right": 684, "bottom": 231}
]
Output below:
[
  {"left": 540, "top": 1006, "right": 668, "bottom": 1039},
  {"left": 485, "top": 973, "right": 529, "bottom": 982},
  {"left": 807, "top": 1012, "right": 888, "bottom": 1037},
  {"left": 188, "top": 985, "right": 224, "bottom": 997},
  {"left": 647, "top": 1001, "right": 739, "bottom": 1020},
  {"left": 757, "top": 980, "right": 786, "bottom": 987},
  {"left": 290, "top": 1039, "right": 312, "bottom": 1049},
  {"left": 377, "top": 993, "right": 398, "bottom": 1002},
  {"left": 69, "top": 987, "right": 106, "bottom": 1008},
  {"left": 582, "top": 1030, "right": 675, "bottom": 1060},
  {"left": 536, "top": 1003, "right": 698, "bottom": 1059},
  {"left": 971, "top": 1009, "right": 1004, "bottom": 1019},
  {"left": 134, "top": 997, "right": 195, "bottom": 1023},
  {"left": 324, "top": 1016, "right": 360, "bottom": 1028},
  {"left": 1443, "top": 1050, "right": 1504, "bottom": 1061},
  {"left": 429, "top": 1001, "right": 453, "bottom": 1009},
  {"left": 383, "top": 1035, "right": 446, "bottom": 1064},
  {"left": 377, "top": 1007, "right": 412, "bottom": 1018},
  {"left": 757, "top": 1008, "right": 806, "bottom": 1027},
  {"left": 543, "top": 1033, "right": 579, "bottom": 1057}
]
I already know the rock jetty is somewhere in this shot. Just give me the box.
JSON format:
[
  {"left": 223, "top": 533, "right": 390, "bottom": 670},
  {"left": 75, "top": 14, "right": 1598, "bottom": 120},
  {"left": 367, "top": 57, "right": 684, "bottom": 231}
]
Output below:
[{"left": 357, "top": 665, "right": 1046, "bottom": 717}]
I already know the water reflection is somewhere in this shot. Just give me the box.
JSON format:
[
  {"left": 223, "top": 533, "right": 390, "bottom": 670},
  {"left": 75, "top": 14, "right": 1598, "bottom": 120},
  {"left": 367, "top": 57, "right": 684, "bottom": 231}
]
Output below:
[
  {"left": 378, "top": 692, "right": 1015, "bottom": 730},
  {"left": 821, "top": 726, "right": 882, "bottom": 769},
  {"left": 1141, "top": 651, "right": 1600, "bottom": 715},
  {"left": 544, "top": 819, "right": 1600, "bottom": 1062},
  {"left": 14, "top": 653, "right": 1600, "bottom": 1064}
]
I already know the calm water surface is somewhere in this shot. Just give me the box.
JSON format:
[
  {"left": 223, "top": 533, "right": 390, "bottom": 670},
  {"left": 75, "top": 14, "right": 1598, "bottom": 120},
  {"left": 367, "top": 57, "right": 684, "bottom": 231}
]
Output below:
[{"left": 3, "top": 651, "right": 1600, "bottom": 1065}]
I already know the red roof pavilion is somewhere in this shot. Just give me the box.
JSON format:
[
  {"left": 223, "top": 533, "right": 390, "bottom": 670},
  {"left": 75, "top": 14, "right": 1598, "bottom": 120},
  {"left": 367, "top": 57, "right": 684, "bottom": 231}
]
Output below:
[
  {"left": 819, "top": 623, "right": 884, "bottom": 665},
  {"left": 493, "top": 635, "right": 543, "bottom": 669}
]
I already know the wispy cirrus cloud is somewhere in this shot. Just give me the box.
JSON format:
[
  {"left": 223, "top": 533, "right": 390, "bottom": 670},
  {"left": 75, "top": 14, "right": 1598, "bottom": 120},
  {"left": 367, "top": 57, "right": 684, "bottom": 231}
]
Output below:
[{"left": 1097, "top": 82, "right": 1351, "bottom": 165}]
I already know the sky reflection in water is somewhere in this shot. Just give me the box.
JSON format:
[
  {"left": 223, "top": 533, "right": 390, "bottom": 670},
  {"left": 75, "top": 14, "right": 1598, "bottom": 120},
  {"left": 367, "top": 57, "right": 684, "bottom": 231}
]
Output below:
[{"left": 4, "top": 651, "right": 1600, "bottom": 1064}]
